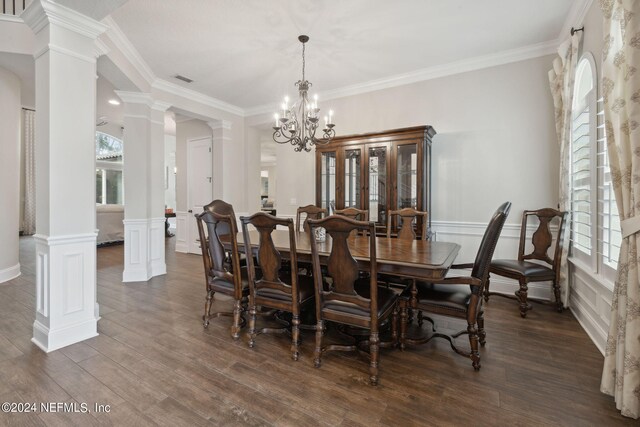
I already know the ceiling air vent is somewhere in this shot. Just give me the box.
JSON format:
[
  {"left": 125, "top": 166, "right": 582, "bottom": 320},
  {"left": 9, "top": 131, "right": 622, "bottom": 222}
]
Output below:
[{"left": 173, "top": 74, "right": 193, "bottom": 84}]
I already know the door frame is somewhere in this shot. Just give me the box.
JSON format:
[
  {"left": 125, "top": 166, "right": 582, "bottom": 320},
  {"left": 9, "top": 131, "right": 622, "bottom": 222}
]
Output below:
[{"left": 187, "top": 136, "right": 213, "bottom": 254}]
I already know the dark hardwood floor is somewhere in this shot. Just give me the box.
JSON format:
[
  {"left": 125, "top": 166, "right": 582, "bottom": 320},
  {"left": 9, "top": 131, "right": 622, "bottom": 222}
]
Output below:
[{"left": 0, "top": 236, "right": 633, "bottom": 426}]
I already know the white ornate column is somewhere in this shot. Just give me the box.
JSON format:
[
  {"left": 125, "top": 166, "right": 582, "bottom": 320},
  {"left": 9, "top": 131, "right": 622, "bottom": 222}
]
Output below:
[
  {"left": 0, "top": 67, "right": 21, "bottom": 284},
  {"left": 118, "top": 91, "right": 169, "bottom": 282},
  {"left": 22, "top": 0, "right": 107, "bottom": 351}
]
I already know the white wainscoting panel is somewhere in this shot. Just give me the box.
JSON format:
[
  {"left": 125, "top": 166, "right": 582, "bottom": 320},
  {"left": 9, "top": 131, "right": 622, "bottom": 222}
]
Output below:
[
  {"left": 123, "top": 219, "right": 150, "bottom": 282},
  {"left": 569, "top": 258, "right": 613, "bottom": 355},
  {"left": 149, "top": 217, "right": 166, "bottom": 276},
  {"left": 175, "top": 211, "right": 189, "bottom": 253},
  {"left": 32, "top": 233, "right": 98, "bottom": 352}
]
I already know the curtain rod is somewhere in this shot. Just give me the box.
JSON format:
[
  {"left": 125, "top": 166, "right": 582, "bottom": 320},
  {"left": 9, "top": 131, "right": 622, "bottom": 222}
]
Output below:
[
  {"left": 22, "top": 107, "right": 35, "bottom": 111},
  {"left": 571, "top": 26, "right": 584, "bottom": 36}
]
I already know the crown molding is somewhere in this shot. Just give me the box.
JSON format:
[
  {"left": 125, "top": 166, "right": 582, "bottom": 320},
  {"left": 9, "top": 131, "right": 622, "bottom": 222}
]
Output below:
[
  {"left": 101, "top": 15, "right": 156, "bottom": 86},
  {"left": 152, "top": 78, "right": 244, "bottom": 117},
  {"left": 114, "top": 90, "right": 153, "bottom": 106},
  {"left": 0, "top": 14, "right": 23, "bottom": 23},
  {"left": 244, "top": 38, "right": 560, "bottom": 117},
  {"left": 23, "top": 0, "right": 107, "bottom": 39},
  {"left": 559, "top": 0, "right": 593, "bottom": 41}
]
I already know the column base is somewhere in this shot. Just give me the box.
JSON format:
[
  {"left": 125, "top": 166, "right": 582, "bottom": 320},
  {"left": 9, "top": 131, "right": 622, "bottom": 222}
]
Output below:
[
  {"left": 32, "top": 318, "right": 97, "bottom": 353},
  {"left": 33, "top": 233, "right": 98, "bottom": 352},
  {"left": 123, "top": 218, "right": 166, "bottom": 282}
]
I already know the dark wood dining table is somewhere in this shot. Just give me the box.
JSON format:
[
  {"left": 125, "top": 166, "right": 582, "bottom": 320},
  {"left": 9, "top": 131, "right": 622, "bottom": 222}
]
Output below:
[{"left": 223, "top": 230, "right": 460, "bottom": 281}]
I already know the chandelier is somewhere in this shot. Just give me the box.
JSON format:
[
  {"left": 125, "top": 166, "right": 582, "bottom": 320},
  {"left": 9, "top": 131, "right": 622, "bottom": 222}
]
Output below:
[{"left": 273, "top": 35, "right": 335, "bottom": 152}]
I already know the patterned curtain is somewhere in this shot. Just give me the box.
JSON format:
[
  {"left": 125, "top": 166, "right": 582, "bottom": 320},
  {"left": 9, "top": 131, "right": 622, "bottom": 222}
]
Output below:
[
  {"left": 548, "top": 33, "right": 582, "bottom": 307},
  {"left": 600, "top": 0, "right": 640, "bottom": 419},
  {"left": 23, "top": 109, "right": 36, "bottom": 236}
]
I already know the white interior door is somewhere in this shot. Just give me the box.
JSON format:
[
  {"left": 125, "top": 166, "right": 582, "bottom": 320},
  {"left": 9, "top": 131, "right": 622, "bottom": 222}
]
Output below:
[{"left": 187, "top": 137, "right": 213, "bottom": 254}]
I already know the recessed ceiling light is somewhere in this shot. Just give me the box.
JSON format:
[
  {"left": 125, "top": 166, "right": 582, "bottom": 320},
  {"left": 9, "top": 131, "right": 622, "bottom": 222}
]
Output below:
[{"left": 108, "top": 99, "right": 121, "bottom": 105}]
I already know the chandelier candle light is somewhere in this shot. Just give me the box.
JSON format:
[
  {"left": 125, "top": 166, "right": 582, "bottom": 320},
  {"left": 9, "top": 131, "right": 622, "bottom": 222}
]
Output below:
[{"left": 273, "top": 35, "right": 336, "bottom": 152}]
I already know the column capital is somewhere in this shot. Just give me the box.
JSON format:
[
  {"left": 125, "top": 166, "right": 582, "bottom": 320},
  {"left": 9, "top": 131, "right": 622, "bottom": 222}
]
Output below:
[
  {"left": 23, "top": 0, "right": 108, "bottom": 39},
  {"left": 94, "top": 38, "right": 110, "bottom": 58},
  {"left": 207, "top": 120, "right": 232, "bottom": 131}
]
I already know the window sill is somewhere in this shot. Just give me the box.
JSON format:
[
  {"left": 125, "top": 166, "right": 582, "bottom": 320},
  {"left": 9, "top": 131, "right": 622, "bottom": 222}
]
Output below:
[{"left": 568, "top": 256, "right": 615, "bottom": 292}]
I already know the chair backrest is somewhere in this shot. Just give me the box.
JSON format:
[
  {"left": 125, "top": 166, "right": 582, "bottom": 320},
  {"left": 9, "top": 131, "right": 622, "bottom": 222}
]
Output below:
[
  {"left": 203, "top": 199, "right": 237, "bottom": 236},
  {"left": 240, "top": 212, "right": 298, "bottom": 299},
  {"left": 470, "top": 202, "right": 512, "bottom": 286},
  {"left": 195, "top": 209, "right": 242, "bottom": 299},
  {"left": 387, "top": 208, "right": 428, "bottom": 241},
  {"left": 296, "top": 205, "right": 327, "bottom": 232},
  {"left": 518, "top": 208, "right": 567, "bottom": 272},
  {"left": 308, "top": 216, "right": 378, "bottom": 321},
  {"left": 334, "top": 207, "right": 368, "bottom": 222}
]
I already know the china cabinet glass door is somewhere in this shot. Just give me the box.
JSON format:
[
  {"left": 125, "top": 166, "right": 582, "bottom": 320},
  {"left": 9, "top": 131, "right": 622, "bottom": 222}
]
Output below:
[
  {"left": 344, "top": 148, "right": 362, "bottom": 209},
  {"left": 320, "top": 151, "right": 337, "bottom": 213},
  {"left": 368, "top": 146, "right": 388, "bottom": 226},
  {"left": 396, "top": 144, "right": 418, "bottom": 209}
]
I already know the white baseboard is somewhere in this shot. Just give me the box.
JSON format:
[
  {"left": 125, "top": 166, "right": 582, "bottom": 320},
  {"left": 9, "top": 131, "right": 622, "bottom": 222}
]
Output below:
[
  {"left": 570, "top": 293, "right": 608, "bottom": 355},
  {"left": 487, "top": 276, "right": 551, "bottom": 301},
  {"left": 0, "top": 263, "right": 20, "bottom": 284}
]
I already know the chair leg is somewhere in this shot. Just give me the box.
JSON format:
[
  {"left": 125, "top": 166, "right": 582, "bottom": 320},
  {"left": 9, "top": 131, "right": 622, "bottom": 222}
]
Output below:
[
  {"left": 399, "top": 301, "right": 408, "bottom": 351},
  {"left": 231, "top": 299, "right": 242, "bottom": 340},
  {"left": 552, "top": 279, "right": 564, "bottom": 313},
  {"left": 314, "top": 320, "right": 324, "bottom": 368},
  {"left": 484, "top": 275, "right": 491, "bottom": 302},
  {"left": 291, "top": 313, "right": 300, "bottom": 361},
  {"left": 516, "top": 280, "right": 530, "bottom": 318},
  {"left": 468, "top": 322, "right": 480, "bottom": 370},
  {"left": 203, "top": 289, "right": 214, "bottom": 328},
  {"left": 391, "top": 304, "right": 399, "bottom": 347},
  {"left": 247, "top": 305, "right": 257, "bottom": 348},
  {"left": 477, "top": 310, "right": 486, "bottom": 347},
  {"left": 369, "top": 331, "right": 380, "bottom": 386}
]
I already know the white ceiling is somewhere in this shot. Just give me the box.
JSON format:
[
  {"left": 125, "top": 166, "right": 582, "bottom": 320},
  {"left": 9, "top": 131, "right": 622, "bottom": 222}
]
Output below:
[{"left": 111, "top": 0, "right": 575, "bottom": 110}]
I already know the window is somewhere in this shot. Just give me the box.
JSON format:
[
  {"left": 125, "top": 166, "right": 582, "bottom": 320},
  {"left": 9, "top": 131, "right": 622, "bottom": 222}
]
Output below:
[
  {"left": 96, "top": 132, "right": 123, "bottom": 205},
  {"left": 569, "top": 53, "right": 620, "bottom": 283}
]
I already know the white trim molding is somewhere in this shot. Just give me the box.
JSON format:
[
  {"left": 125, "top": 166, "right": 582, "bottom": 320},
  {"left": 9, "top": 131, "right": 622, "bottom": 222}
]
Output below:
[
  {"left": 0, "top": 263, "right": 21, "bottom": 284},
  {"left": 100, "top": 15, "right": 156, "bottom": 85},
  {"left": 31, "top": 233, "right": 98, "bottom": 352},
  {"left": 23, "top": 0, "right": 108, "bottom": 38},
  {"left": 152, "top": 79, "right": 244, "bottom": 117}
]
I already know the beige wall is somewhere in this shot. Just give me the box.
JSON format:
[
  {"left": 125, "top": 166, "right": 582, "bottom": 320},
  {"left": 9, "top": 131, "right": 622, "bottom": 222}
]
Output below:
[{"left": 250, "top": 53, "right": 559, "bottom": 224}]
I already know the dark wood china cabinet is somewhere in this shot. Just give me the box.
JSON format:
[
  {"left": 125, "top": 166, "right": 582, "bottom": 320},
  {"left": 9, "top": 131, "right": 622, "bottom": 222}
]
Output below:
[{"left": 315, "top": 125, "right": 436, "bottom": 238}]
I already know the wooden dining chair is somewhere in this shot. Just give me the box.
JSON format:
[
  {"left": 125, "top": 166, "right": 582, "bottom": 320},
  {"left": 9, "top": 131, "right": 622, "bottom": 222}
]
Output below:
[
  {"left": 307, "top": 215, "right": 399, "bottom": 385},
  {"left": 195, "top": 209, "right": 248, "bottom": 340},
  {"left": 387, "top": 208, "right": 428, "bottom": 241},
  {"left": 334, "top": 207, "right": 368, "bottom": 221},
  {"left": 240, "top": 212, "right": 315, "bottom": 360},
  {"left": 399, "top": 202, "right": 511, "bottom": 370},
  {"left": 296, "top": 205, "right": 327, "bottom": 232},
  {"left": 486, "top": 208, "right": 567, "bottom": 317},
  {"left": 202, "top": 199, "right": 246, "bottom": 269}
]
